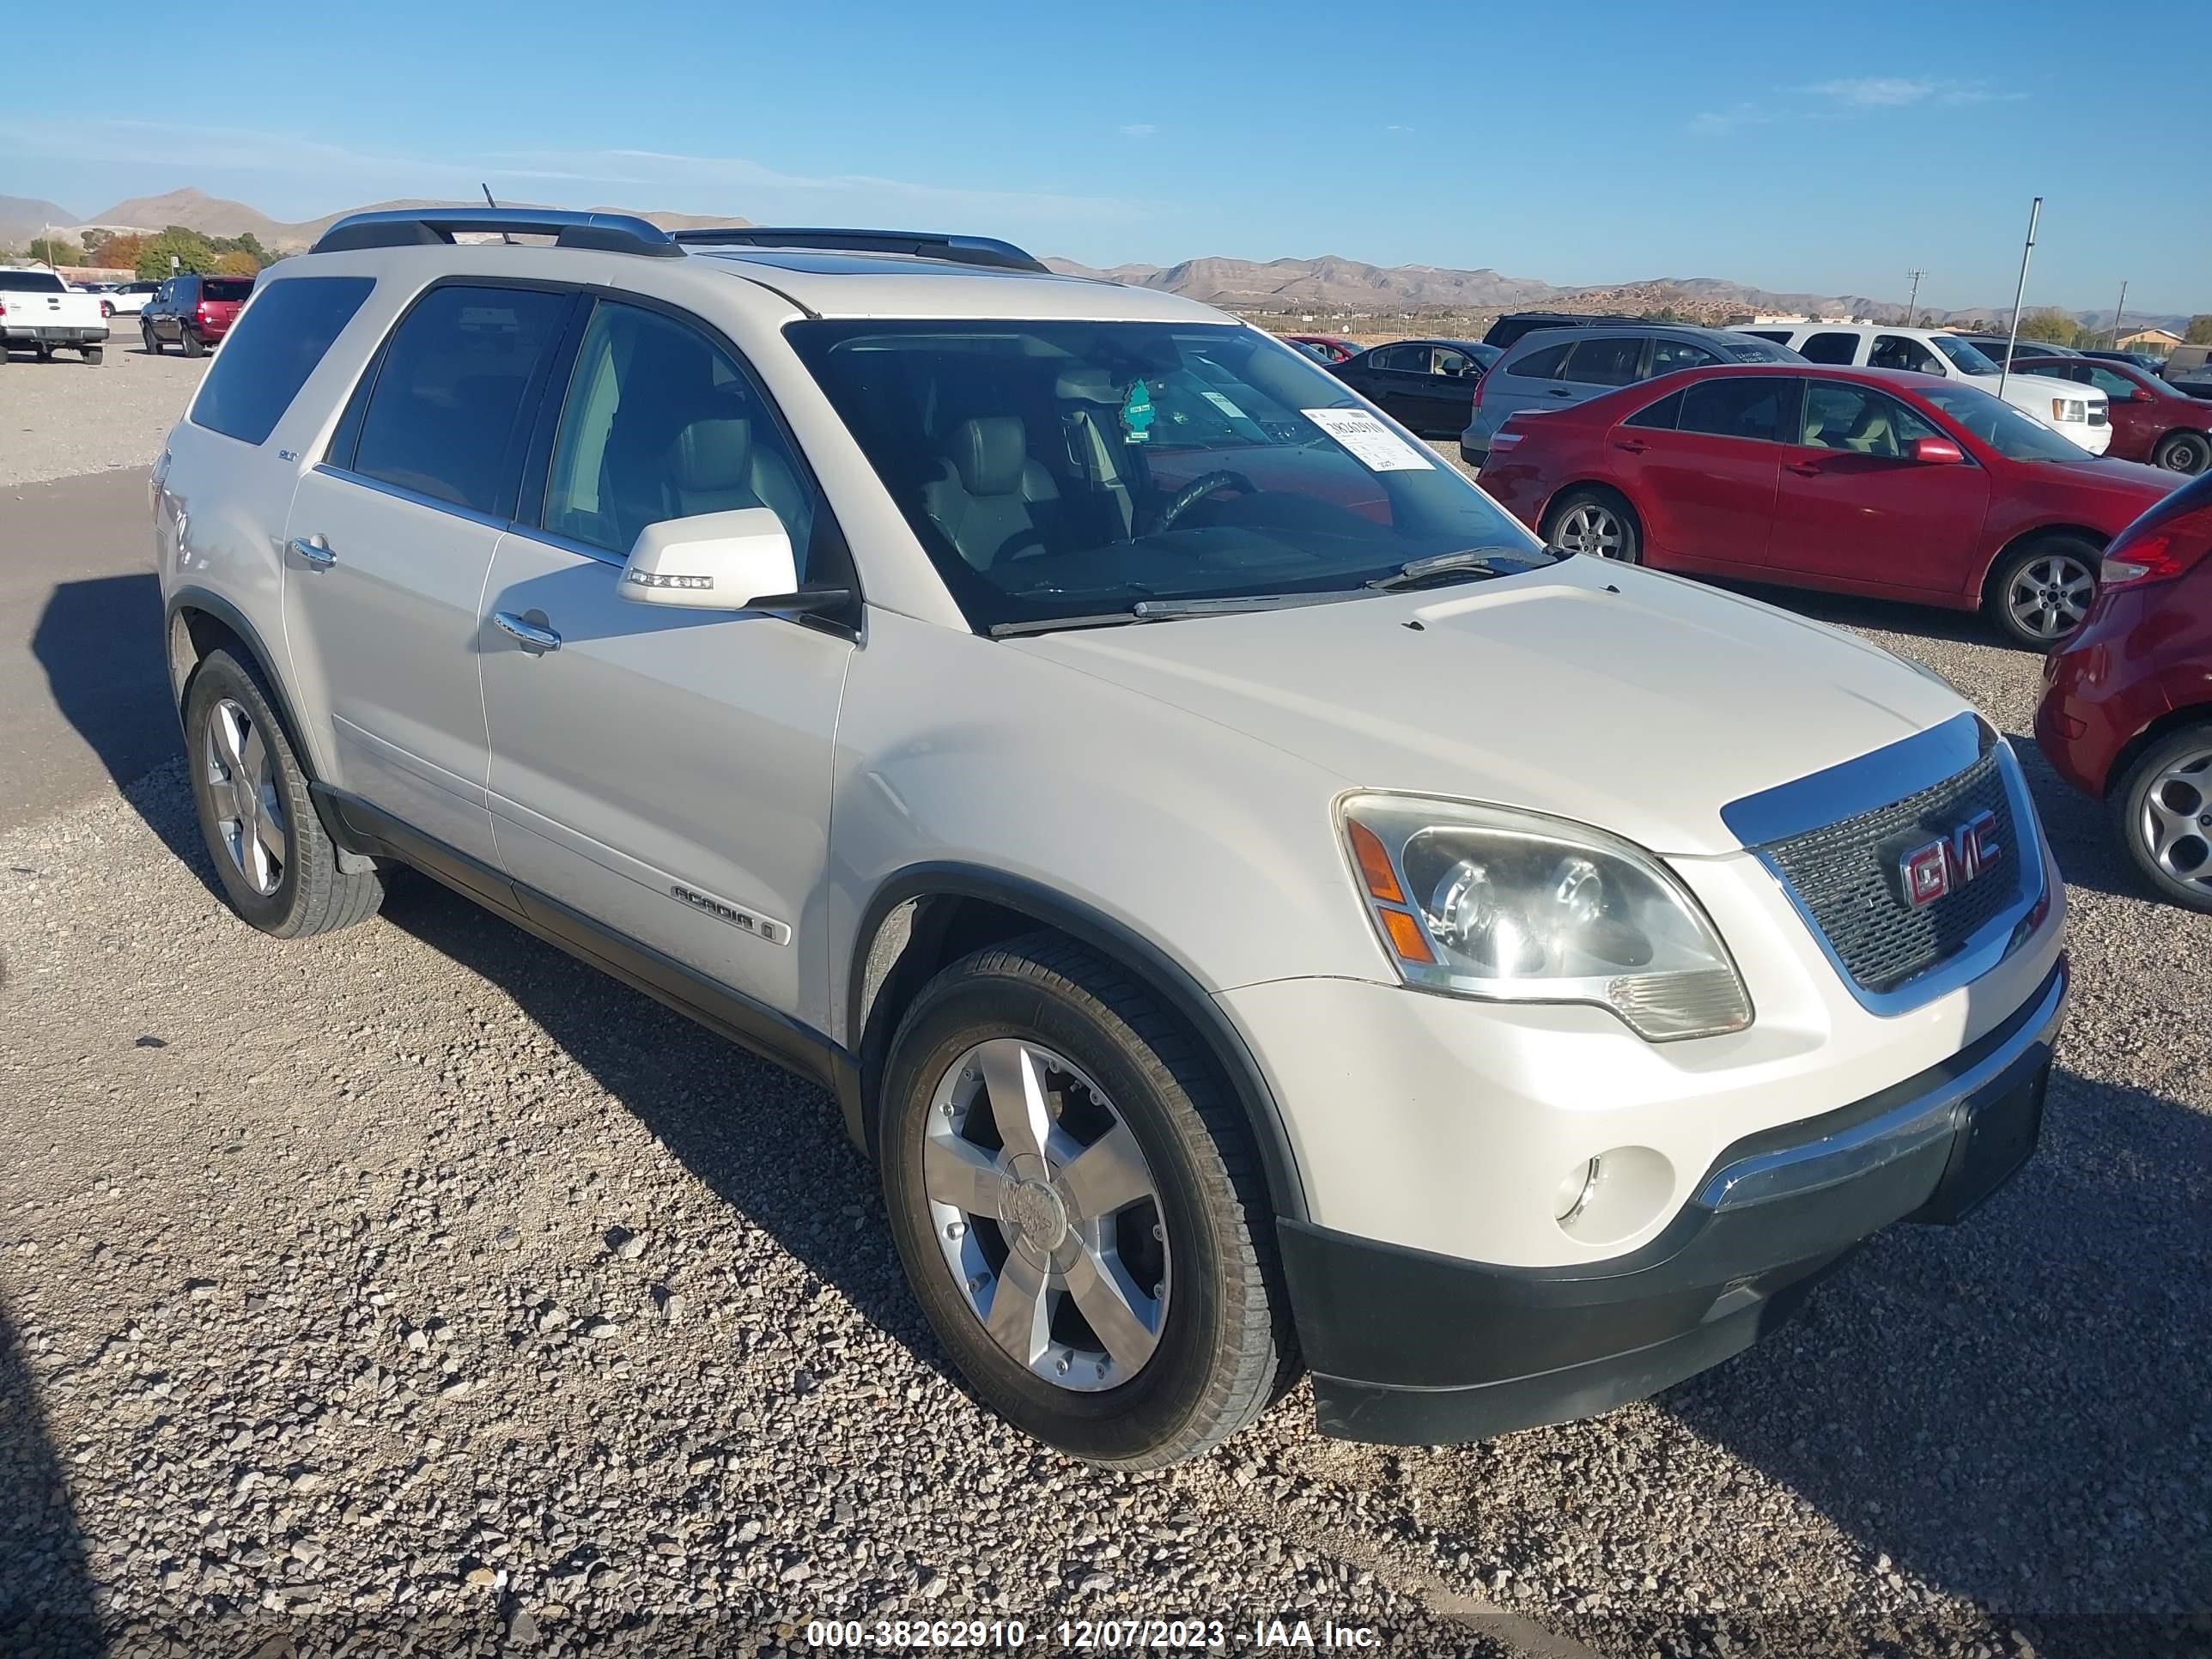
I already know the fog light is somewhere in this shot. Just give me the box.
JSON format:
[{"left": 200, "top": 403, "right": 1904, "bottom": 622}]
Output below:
[{"left": 1554, "top": 1157, "right": 1601, "bottom": 1222}]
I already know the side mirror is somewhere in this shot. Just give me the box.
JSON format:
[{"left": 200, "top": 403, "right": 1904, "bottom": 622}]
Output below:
[
  {"left": 618, "top": 507, "right": 803, "bottom": 612},
  {"left": 1907, "top": 438, "right": 1965, "bottom": 465}
]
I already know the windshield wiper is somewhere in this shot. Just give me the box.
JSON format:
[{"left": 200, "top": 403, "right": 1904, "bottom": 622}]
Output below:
[
  {"left": 988, "top": 590, "right": 1358, "bottom": 638},
  {"left": 1365, "top": 549, "right": 1523, "bottom": 592}
]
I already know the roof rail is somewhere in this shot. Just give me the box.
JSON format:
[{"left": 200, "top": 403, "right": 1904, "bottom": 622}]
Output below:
[
  {"left": 672, "top": 227, "right": 1048, "bottom": 273},
  {"left": 310, "top": 208, "right": 683, "bottom": 258}
]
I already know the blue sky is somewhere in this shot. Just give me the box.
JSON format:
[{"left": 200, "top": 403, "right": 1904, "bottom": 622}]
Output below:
[{"left": 3, "top": 0, "right": 2204, "bottom": 314}]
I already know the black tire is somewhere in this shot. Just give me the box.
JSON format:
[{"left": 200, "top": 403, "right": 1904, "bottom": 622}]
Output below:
[
  {"left": 34, "top": 344, "right": 54, "bottom": 362},
  {"left": 1983, "top": 535, "right": 2100, "bottom": 650},
  {"left": 180, "top": 327, "right": 206, "bottom": 359},
  {"left": 1541, "top": 486, "right": 1642, "bottom": 563},
  {"left": 143, "top": 324, "right": 162, "bottom": 356},
  {"left": 183, "top": 650, "right": 384, "bottom": 939},
  {"left": 879, "top": 934, "right": 1291, "bottom": 1468},
  {"left": 2152, "top": 430, "right": 2212, "bottom": 475},
  {"left": 81, "top": 345, "right": 103, "bottom": 366},
  {"left": 2110, "top": 724, "right": 2212, "bottom": 912}
]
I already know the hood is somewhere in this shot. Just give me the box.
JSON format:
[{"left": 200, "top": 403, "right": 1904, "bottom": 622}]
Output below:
[
  {"left": 1009, "top": 558, "right": 1965, "bottom": 856},
  {"left": 2050, "top": 455, "right": 2192, "bottom": 505},
  {"left": 1968, "top": 368, "right": 2106, "bottom": 412}
]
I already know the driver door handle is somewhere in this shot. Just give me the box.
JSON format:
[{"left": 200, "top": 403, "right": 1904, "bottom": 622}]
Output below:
[
  {"left": 1614, "top": 439, "right": 1648, "bottom": 454},
  {"left": 288, "top": 535, "right": 336, "bottom": 568},
  {"left": 1787, "top": 460, "right": 1824, "bottom": 477},
  {"left": 492, "top": 611, "right": 562, "bottom": 654}
]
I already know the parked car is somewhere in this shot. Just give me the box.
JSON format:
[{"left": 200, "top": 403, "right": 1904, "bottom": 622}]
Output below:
[
  {"left": 1459, "top": 324, "right": 1802, "bottom": 466},
  {"left": 2037, "top": 470, "right": 2212, "bottom": 909},
  {"left": 141, "top": 272, "right": 254, "bottom": 356},
  {"left": 2082, "top": 349, "right": 2171, "bottom": 374},
  {"left": 155, "top": 209, "right": 2070, "bottom": 1468},
  {"left": 1283, "top": 333, "right": 1360, "bottom": 363},
  {"left": 1328, "top": 337, "right": 1500, "bottom": 434},
  {"left": 2014, "top": 354, "right": 2212, "bottom": 474},
  {"left": 0, "top": 266, "right": 109, "bottom": 363},
  {"left": 1732, "top": 324, "right": 2109, "bottom": 453},
  {"left": 1481, "top": 310, "right": 1638, "bottom": 350},
  {"left": 1477, "top": 363, "right": 2179, "bottom": 647},
  {"left": 98, "top": 280, "right": 161, "bottom": 319},
  {"left": 1960, "top": 336, "right": 2083, "bottom": 366},
  {"left": 1283, "top": 339, "right": 1335, "bottom": 363},
  {"left": 2161, "top": 344, "right": 2212, "bottom": 398}
]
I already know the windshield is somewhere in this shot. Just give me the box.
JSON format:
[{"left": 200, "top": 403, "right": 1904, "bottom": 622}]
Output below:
[
  {"left": 1920, "top": 384, "right": 2090, "bottom": 462},
  {"left": 1929, "top": 336, "right": 2000, "bottom": 374},
  {"left": 787, "top": 319, "right": 1554, "bottom": 631},
  {"left": 1722, "top": 337, "right": 1802, "bottom": 363}
]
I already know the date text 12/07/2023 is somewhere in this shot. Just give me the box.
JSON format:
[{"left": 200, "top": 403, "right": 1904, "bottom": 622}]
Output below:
[{"left": 804, "top": 1618, "right": 1384, "bottom": 1649}]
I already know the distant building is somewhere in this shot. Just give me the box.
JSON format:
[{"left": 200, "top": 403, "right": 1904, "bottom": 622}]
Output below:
[{"left": 2116, "top": 326, "right": 2183, "bottom": 357}]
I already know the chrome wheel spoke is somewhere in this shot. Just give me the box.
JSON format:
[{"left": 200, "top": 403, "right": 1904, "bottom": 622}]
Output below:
[
  {"left": 209, "top": 702, "right": 247, "bottom": 779},
  {"left": 979, "top": 1247, "right": 1050, "bottom": 1368},
  {"left": 1057, "top": 1121, "right": 1150, "bottom": 1218},
  {"left": 922, "top": 1133, "right": 1011, "bottom": 1217},
  {"left": 1063, "top": 1248, "right": 1158, "bottom": 1373},
  {"left": 976, "top": 1038, "right": 1053, "bottom": 1164}
]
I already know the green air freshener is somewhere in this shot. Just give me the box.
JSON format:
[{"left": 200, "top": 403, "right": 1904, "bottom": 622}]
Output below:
[{"left": 1121, "top": 380, "right": 1156, "bottom": 443}]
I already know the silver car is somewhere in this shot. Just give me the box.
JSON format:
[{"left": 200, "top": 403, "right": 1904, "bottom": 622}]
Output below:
[{"left": 1459, "top": 324, "right": 1802, "bottom": 465}]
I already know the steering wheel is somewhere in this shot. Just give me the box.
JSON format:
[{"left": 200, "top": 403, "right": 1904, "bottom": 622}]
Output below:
[{"left": 1153, "top": 470, "right": 1257, "bottom": 535}]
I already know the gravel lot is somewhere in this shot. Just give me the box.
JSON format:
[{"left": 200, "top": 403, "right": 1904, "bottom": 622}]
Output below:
[
  {"left": 1, "top": 375, "right": 2207, "bottom": 1659},
  {"left": 0, "top": 332, "right": 208, "bottom": 488}
]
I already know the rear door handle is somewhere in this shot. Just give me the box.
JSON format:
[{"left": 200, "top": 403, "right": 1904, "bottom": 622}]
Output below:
[
  {"left": 1547, "top": 388, "right": 1574, "bottom": 398},
  {"left": 493, "top": 611, "right": 562, "bottom": 654},
  {"left": 1614, "top": 439, "right": 1648, "bottom": 454},
  {"left": 288, "top": 536, "right": 336, "bottom": 568},
  {"left": 1787, "top": 461, "right": 1822, "bottom": 477}
]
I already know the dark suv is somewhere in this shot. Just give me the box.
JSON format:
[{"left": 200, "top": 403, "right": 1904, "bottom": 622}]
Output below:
[{"left": 141, "top": 273, "right": 256, "bottom": 357}]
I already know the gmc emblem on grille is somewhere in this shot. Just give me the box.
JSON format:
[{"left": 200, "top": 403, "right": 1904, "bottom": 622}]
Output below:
[{"left": 1899, "top": 810, "right": 2002, "bottom": 908}]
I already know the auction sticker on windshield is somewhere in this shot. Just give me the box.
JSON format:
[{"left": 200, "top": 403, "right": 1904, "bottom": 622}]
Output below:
[{"left": 1302, "top": 408, "right": 1436, "bottom": 471}]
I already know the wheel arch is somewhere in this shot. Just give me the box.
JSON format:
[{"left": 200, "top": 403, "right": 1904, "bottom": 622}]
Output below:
[
  {"left": 2102, "top": 700, "right": 2212, "bottom": 799},
  {"left": 1974, "top": 522, "right": 2108, "bottom": 602},
  {"left": 1537, "top": 478, "right": 1645, "bottom": 544},
  {"left": 844, "top": 864, "right": 1308, "bottom": 1224}
]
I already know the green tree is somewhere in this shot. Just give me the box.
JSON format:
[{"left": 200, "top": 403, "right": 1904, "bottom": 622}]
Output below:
[
  {"left": 2017, "top": 308, "right": 2079, "bottom": 345},
  {"left": 2186, "top": 315, "right": 2212, "bottom": 345},
  {"left": 137, "top": 225, "right": 221, "bottom": 281},
  {"left": 25, "top": 235, "right": 77, "bottom": 267}
]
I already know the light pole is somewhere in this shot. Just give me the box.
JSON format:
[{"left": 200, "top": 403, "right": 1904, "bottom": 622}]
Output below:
[
  {"left": 1997, "top": 197, "right": 2041, "bottom": 404},
  {"left": 1906, "top": 268, "right": 1924, "bottom": 322},
  {"left": 2110, "top": 280, "right": 2128, "bottom": 350}
]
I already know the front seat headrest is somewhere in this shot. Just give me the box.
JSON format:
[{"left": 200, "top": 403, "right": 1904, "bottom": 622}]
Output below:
[
  {"left": 945, "top": 416, "right": 1028, "bottom": 496},
  {"left": 674, "top": 417, "right": 752, "bottom": 491}
]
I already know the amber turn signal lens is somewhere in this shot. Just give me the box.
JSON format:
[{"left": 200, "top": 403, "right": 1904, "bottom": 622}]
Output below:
[
  {"left": 1379, "top": 907, "right": 1434, "bottom": 963},
  {"left": 1348, "top": 819, "right": 1406, "bottom": 903}
]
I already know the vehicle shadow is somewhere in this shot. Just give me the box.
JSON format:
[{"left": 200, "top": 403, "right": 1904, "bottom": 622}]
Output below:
[
  {"left": 371, "top": 875, "right": 959, "bottom": 1385},
  {"left": 29, "top": 574, "right": 190, "bottom": 859},
  {"left": 0, "top": 1299, "right": 103, "bottom": 1658},
  {"left": 1706, "top": 579, "right": 2001, "bottom": 652}
]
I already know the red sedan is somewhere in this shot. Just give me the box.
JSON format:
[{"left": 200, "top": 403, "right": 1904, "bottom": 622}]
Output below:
[
  {"left": 2014, "top": 354, "right": 2212, "bottom": 475},
  {"left": 1477, "top": 364, "right": 2182, "bottom": 647},
  {"left": 1284, "top": 333, "right": 1360, "bottom": 364},
  {"left": 2037, "top": 471, "right": 2212, "bottom": 908}
]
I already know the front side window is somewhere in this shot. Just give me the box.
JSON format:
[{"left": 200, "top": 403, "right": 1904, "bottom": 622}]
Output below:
[
  {"left": 787, "top": 319, "right": 1554, "bottom": 632},
  {"left": 1870, "top": 334, "right": 1941, "bottom": 374},
  {"left": 1919, "top": 384, "right": 2088, "bottom": 462},
  {"left": 2081, "top": 364, "right": 2140, "bottom": 400},
  {"left": 191, "top": 276, "right": 375, "bottom": 446},
  {"left": 1800, "top": 331, "right": 1861, "bottom": 366},
  {"left": 1431, "top": 347, "right": 1474, "bottom": 378},
  {"left": 1366, "top": 343, "right": 1421, "bottom": 371},
  {"left": 1650, "top": 337, "right": 1722, "bottom": 374},
  {"left": 542, "top": 301, "right": 816, "bottom": 566},
  {"left": 347, "top": 284, "right": 571, "bottom": 516},
  {"left": 1800, "top": 381, "right": 1942, "bottom": 458},
  {"left": 1678, "top": 376, "right": 1802, "bottom": 442},
  {"left": 1929, "top": 335, "right": 2000, "bottom": 374},
  {"left": 1560, "top": 337, "right": 1643, "bottom": 386}
]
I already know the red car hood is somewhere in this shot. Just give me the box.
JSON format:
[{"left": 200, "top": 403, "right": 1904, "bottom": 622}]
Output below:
[{"left": 2041, "top": 456, "right": 2189, "bottom": 513}]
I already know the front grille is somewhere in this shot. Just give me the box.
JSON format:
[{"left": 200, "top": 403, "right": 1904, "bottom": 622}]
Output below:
[
  {"left": 1761, "top": 747, "right": 2024, "bottom": 994},
  {"left": 2088, "top": 409, "right": 2109, "bottom": 428}
]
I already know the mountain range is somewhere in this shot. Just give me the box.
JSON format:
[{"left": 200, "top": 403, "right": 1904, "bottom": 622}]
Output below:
[{"left": 3, "top": 187, "right": 2191, "bottom": 335}]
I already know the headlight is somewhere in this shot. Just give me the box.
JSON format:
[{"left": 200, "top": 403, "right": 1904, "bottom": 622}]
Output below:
[
  {"left": 2051, "top": 398, "right": 2086, "bottom": 423},
  {"left": 1340, "top": 793, "right": 1752, "bottom": 1042}
]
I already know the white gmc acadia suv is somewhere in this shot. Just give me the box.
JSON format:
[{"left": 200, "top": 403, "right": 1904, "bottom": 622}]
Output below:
[{"left": 153, "top": 211, "right": 2069, "bottom": 1468}]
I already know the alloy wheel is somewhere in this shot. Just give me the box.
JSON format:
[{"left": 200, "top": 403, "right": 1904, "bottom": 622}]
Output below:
[
  {"left": 1553, "top": 502, "right": 1626, "bottom": 559},
  {"left": 2136, "top": 744, "right": 2212, "bottom": 897},
  {"left": 2004, "top": 553, "right": 2094, "bottom": 642},
  {"left": 204, "top": 697, "right": 287, "bottom": 896},
  {"left": 922, "top": 1037, "right": 1169, "bottom": 1393}
]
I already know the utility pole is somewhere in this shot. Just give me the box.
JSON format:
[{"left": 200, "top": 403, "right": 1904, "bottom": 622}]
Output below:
[
  {"left": 1906, "top": 268, "right": 1925, "bottom": 322},
  {"left": 2110, "top": 279, "right": 2128, "bottom": 350},
  {"left": 1998, "top": 197, "right": 2041, "bottom": 403}
]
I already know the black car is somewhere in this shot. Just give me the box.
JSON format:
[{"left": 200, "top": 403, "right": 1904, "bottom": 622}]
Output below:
[
  {"left": 1481, "top": 310, "right": 1639, "bottom": 350},
  {"left": 2083, "top": 349, "right": 2172, "bottom": 374},
  {"left": 1329, "top": 337, "right": 1500, "bottom": 435},
  {"left": 1960, "top": 335, "right": 2083, "bottom": 368}
]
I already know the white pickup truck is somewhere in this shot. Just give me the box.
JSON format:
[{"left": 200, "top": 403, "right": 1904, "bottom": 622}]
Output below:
[{"left": 0, "top": 267, "right": 110, "bottom": 364}]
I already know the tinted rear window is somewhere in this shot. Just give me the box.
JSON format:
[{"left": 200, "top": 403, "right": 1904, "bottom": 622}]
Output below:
[
  {"left": 1679, "top": 377, "right": 1801, "bottom": 441},
  {"left": 1560, "top": 337, "right": 1643, "bottom": 386},
  {"left": 0, "top": 270, "right": 68, "bottom": 293},
  {"left": 1800, "top": 331, "right": 1861, "bottom": 366},
  {"left": 188, "top": 276, "right": 376, "bottom": 447},
  {"left": 346, "top": 284, "right": 571, "bottom": 515},
  {"left": 202, "top": 277, "right": 255, "bottom": 302}
]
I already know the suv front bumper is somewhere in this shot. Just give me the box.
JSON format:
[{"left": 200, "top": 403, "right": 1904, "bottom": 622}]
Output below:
[{"left": 1280, "top": 957, "right": 2067, "bottom": 1445}]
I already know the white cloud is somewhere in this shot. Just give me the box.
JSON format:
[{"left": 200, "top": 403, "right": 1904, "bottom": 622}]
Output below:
[
  {"left": 1689, "top": 104, "right": 1771, "bottom": 137},
  {"left": 1385, "top": 124, "right": 1414, "bottom": 133},
  {"left": 1806, "top": 76, "right": 1936, "bottom": 106},
  {"left": 1118, "top": 123, "right": 1157, "bottom": 138}
]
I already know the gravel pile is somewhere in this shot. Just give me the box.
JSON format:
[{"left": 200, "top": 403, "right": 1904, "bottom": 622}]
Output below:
[
  {"left": 0, "top": 337, "right": 205, "bottom": 488},
  {"left": 0, "top": 433, "right": 2206, "bottom": 1656}
]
